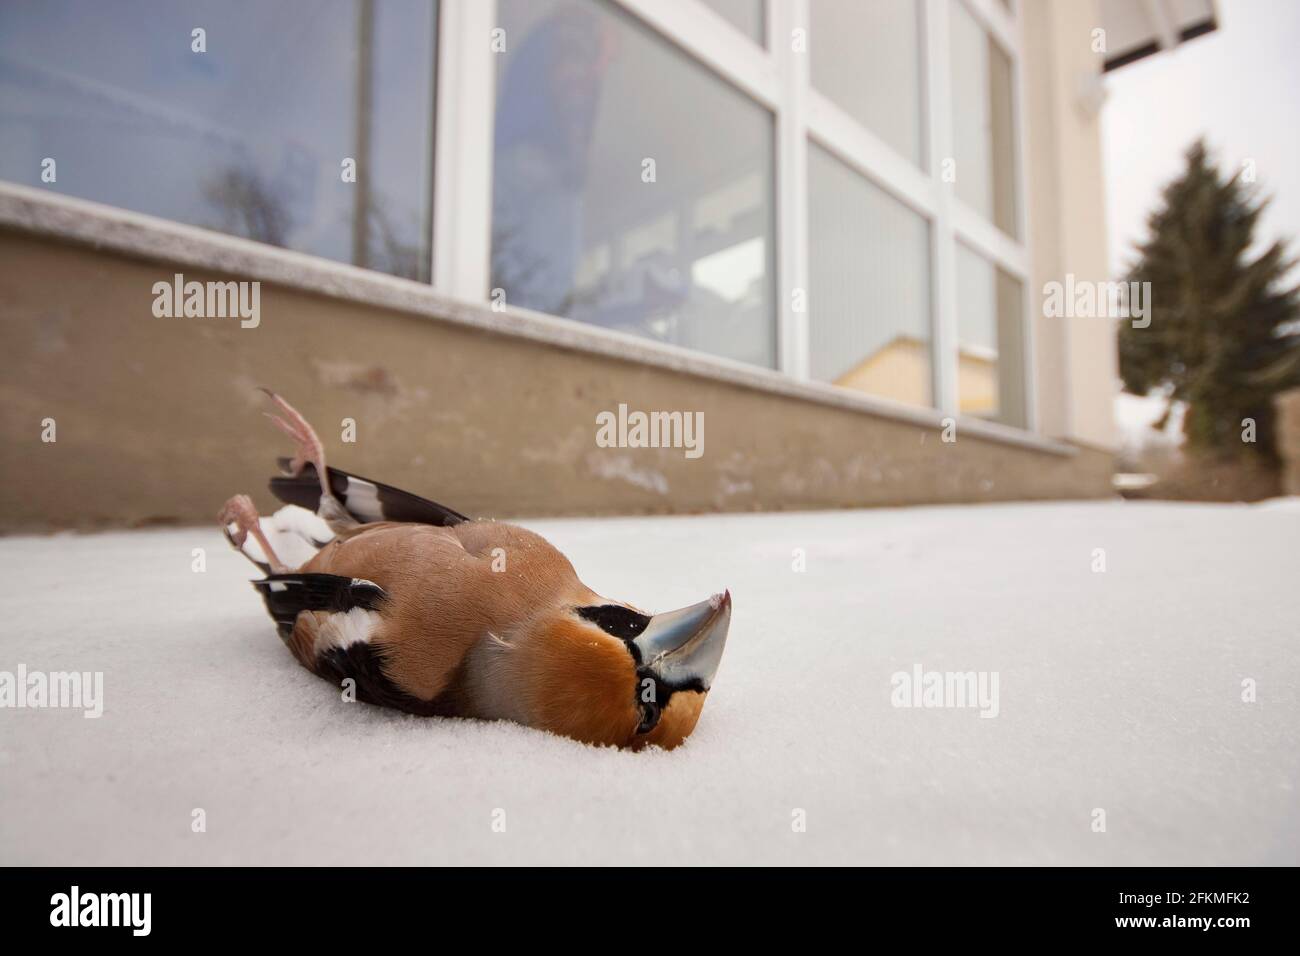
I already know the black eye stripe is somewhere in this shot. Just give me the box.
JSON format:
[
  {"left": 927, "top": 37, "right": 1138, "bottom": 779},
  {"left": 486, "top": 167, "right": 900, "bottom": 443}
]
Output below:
[
  {"left": 576, "top": 604, "right": 651, "bottom": 640},
  {"left": 574, "top": 605, "right": 705, "bottom": 738}
]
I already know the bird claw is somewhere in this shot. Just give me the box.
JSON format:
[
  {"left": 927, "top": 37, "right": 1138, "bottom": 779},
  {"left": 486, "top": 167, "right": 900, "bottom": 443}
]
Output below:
[
  {"left": 260, "top": 389, "right": 326, "bottom": 483},
  {"left": 218, "top": 494, "right": 258, "bottom": 548},
  {"left": 264, "top": 414, "right": 310, "bottom": 476},
  {"left": 218, "top": 492, "right": 287, "bottom": 572}
]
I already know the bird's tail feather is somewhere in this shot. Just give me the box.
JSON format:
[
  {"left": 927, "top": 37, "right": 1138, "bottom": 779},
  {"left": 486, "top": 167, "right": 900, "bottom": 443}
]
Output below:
[
  {"left": 251, "top": 572, "right": 388, "bottom": 640},
  {"left": 268, "top": 459, "right": 469, "bottom": 528}
]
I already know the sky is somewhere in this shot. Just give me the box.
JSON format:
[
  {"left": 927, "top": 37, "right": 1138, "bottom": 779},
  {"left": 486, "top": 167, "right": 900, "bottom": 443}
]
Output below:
[{"left": 1102, "top": 0, "right": 1300, "bottom": 277}]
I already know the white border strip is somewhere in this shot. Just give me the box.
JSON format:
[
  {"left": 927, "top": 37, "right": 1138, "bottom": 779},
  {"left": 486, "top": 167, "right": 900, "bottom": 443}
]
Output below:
[
  {"left": 960, "top": 0, "right": 1020, "bottom": 60},
  {"left": 0, "top": 182, "right": 1074, "bottom": 456},
  {"left": 924, "top": 0, "right": 959, "bottom": 416},
  {"left": 613, "top": 0, "right": 781, "bottom": 108},
  {"left": 771, "top": 0, "right": 810, "bottom": 379},
  {"left": 806, "top": 90, "right": 938, "bottom": 223},
  {"left": 432, "top": 0, "right": 496, "bottom": 299}
]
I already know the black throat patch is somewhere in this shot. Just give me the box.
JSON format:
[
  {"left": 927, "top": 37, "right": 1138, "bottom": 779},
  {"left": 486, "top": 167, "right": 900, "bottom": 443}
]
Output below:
[
  {"left": 576, "top": 604, "right": 651, "bottom": 643},
  {"left": 576, "top": 603, "right": 699, "bottom": 737}
]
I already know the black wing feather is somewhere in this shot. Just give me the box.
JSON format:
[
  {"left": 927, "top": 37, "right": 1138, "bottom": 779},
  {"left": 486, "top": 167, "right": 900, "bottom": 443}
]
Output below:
[
  {"left": 268, "top": 459, "right": 469, "bottom": 527},
  {"left": 251, "top": 572, "right": 388, "bottom": 638}
]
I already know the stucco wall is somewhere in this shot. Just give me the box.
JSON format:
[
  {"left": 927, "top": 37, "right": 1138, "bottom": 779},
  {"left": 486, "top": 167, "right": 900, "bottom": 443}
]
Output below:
[
  {"left": 1277, "top": 388, "right": 1300, "bottom": 496},
  {"left": 0, "top": 224, "right": 1112, "bottom": 533},
  {"left": 1024, "top": 0, "right": 1119, "bottom": 451}
]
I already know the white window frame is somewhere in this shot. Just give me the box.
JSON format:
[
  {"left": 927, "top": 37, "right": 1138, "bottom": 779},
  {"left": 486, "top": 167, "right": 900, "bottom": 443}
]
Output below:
[
  {"left": 433, "top": 0, "right": 1037, "bottom": 432},
  {"left": 432, "top": 0, "right": 497, "bottom": 300}
]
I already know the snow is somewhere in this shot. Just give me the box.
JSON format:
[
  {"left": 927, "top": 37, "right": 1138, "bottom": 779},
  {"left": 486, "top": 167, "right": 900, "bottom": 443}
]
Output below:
[
  {"left": 1114, "top": 390, "right": 1185, "bottom": 460},
  {"left": 1, "top": 500, "right": 1297, "bottom": 865}
]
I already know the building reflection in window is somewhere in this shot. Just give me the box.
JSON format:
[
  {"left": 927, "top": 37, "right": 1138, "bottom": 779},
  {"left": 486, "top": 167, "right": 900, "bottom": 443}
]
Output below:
[{"left": 491, "top": 0, "right": 777, "bottom": 368}]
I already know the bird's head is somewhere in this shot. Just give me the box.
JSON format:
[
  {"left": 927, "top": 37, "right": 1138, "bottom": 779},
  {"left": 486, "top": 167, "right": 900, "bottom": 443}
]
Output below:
[{"left": 510, "top": 590, "right": 731, "bottom": 750}]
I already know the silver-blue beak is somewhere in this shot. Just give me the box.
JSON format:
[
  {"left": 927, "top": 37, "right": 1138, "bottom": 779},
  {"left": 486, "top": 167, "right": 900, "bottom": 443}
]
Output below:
[{"left": 632, "top": 591, "right": 731, "bottom": 690}]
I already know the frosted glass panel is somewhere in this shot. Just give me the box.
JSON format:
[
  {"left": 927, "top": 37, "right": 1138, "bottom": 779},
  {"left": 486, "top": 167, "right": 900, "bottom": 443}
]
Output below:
[
  {"left": 810, "top": 0, "right": 924, "bottom": 166},
  {"left": 955, "top": 243, "right": 1026, "bottom": 426},
  {"left": 808, "top": 145, "right": 932, "bottom": 407},
  {"left": 950, "top": 0, "right": 1018, "bottom": 237},
  {"left": 701, "top": 0, "right": 765, "bottom": 44}
]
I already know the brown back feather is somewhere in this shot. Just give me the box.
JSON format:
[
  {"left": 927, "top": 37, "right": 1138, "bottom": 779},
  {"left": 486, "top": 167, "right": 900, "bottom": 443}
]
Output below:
[{"left": 301, "top": 520, "right": 599, "bottom": 702}]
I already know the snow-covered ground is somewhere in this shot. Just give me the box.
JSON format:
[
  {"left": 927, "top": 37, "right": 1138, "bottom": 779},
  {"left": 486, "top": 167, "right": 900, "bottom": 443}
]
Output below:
[{"left": 1, "top": 500, "right": 1297, "bottom": 866}]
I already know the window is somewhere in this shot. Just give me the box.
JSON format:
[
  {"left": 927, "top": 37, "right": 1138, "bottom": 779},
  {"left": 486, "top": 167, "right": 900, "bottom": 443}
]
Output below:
[
  {"left": 700, "top": 0, "right": 765, "bottom": 45},
  {"left": 810, "top": 0, "right": 924, "bottom": 167},
  {"left": 950, "top": 0, "right": 1018, "bottom": 237},
  {"left": 808, "top": 145, "right": 931, "bottom": 405},
  {"left": 491, "top": 0, "right": 777, "bottom": 369},
  {"left": 0, "top": 0, "right": 1036, "bottom": 434},
  {"left": 803, "top": 0, "right": 1025, "bottom": 420},
  {"left": 955, "top": 242, "right": 1027, "bottom": 427},
  {"left": 0, "top": 0, "right": 437, "bottom": 280}
]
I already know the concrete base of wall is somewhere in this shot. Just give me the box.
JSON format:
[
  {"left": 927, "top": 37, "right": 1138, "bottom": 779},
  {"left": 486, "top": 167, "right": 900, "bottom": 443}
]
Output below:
[
  {"left": 0, "top": 229, "right": 1114, "bottom": 533},
  {"left": 1277, "top": 388, "right": 1300, "bottom": 496}
]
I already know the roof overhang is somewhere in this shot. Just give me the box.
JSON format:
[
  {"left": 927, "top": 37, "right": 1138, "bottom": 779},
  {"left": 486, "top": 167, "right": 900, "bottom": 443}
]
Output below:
[{"left": 1100, "top": 0, "right": 1219, "bottom": 72}]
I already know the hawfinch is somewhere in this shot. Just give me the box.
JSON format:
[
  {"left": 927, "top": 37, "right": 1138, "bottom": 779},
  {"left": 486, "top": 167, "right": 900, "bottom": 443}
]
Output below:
[{"left": 219, "top": 391, "right": 731, "bottom": 750}]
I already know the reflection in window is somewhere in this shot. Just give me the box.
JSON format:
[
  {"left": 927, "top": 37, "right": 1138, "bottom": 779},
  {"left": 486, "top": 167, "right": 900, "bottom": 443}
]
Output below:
[
  {"left": 955, "top": 242, "right": 1026, "bottom": 427},
  {"left": 492, "top": 0, "right": 776, "bottom": 368},
  {"left": 950, "top": 0, "right": 1018, "bottom": 237},
  {"left": 808, "top": 145, "right": 931, "bottom": 406},
  {"left": 0, "top": 1, "right": 437, "bottom": 281},
  {"left": 810, "top": 0, "right": 924, "bottom": 166},
  {"left": 700, "top": 0, "right": 765, "bottom": 45}
]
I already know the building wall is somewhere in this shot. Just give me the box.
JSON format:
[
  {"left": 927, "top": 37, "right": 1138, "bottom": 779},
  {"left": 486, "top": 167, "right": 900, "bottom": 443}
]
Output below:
[
  {"left": 0, "top": 214, "right": 1112, "bottom": 533},
  {"left": 1278, "top": 389, "right": 1300, "bottom": 497},
  {"left": 2, "top": 1, "right": 1126, "bottom": 532},
  {"left": 1024, "top": 0, "right": 1119, "bottom": 450}
]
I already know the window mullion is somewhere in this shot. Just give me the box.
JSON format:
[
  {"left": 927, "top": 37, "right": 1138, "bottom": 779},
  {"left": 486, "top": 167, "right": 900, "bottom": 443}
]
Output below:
[
  {"left": 1009, "top": 4, "right": 1038, "bottom": 431},
  {"left": 773, "top": 0, "right": 810, "bottom": 379},
  {"left": 924, "top": 0, "right": 958, "bottom": 416},
  {"left": 432, "top": 0, "right": 496, "bottom": 300}
]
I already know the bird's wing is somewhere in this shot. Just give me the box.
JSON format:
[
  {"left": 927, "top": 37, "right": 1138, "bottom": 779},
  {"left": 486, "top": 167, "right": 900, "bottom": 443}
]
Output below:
[
  {"left": 268, "top": 459, "right": 469, "bottom": 528},
  {"left": 252, "top": 572, "right": 387, "bottom": 644},
  {"left": 254, "top": 565, "right": 459, "bottom": 717},
  {"left": 250, "top": 570, "right": 396, "bottom": 689},
  {"left": 297, "top": 523, "right": 498, "bottom": 705}
]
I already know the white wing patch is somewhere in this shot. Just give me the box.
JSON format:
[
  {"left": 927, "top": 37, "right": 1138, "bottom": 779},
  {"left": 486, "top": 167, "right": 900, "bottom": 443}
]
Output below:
[
  {"left": 342, "top": 477, "right": 384, "bottom": 522},
  {"left": 270, "top": 505, "right": 334, "bottom": 546},
  {"left": 314, "top": 607, "right": 381, "bottom": 653},
  {"left": 236, "top": 505, "right": 334, "bottom": 569}
]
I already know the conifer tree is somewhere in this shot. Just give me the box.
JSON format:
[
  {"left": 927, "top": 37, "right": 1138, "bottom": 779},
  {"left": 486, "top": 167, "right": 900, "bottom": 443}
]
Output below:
[{"left": 1120, "top": 139, "right": 1300, "bottom": 461}]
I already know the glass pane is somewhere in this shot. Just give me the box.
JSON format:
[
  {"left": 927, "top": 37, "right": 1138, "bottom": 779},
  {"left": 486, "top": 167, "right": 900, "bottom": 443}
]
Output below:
[
  {"left": 0, "top": 0, "right": 437, "bottom": 281},
  {"left": 808, "top": 145, "right": 932, "bottom": 406},
  {"left": 810, "top": 0, "right": 924, "bottom": 166},
  {"left": 955, "top": 243, "right": 1027, "bottom": 427},
  {"left": 950, "top": 0, "right": 1018, "bottom": 237},
  {"left": 700, "top": 0, "right": 765, "bottom": 45},
  {"left": 492, "top": 0, "right": 777, "bottom": 368}
]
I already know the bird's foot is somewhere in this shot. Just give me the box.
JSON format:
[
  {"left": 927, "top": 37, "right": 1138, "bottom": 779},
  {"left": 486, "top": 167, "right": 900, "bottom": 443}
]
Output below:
[
  {"left": 259, "top": 388, "right": 355, "bottom": 531},
  {"left": 219, "top": 493, "right": 288, "bottom": 573},
  {"left": 260, "top": 388, "right": 330, "bottom": 492}
]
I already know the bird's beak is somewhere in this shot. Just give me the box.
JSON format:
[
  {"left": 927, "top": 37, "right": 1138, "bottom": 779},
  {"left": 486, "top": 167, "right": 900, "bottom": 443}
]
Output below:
[{"left": 633, "top": 591, "right": 731, "bottom": 690}]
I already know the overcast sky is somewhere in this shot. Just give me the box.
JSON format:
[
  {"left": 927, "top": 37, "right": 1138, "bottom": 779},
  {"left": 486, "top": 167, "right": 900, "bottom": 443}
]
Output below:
[{"left": 1102, "top": 0, "right": 1300, "bottom": 277}]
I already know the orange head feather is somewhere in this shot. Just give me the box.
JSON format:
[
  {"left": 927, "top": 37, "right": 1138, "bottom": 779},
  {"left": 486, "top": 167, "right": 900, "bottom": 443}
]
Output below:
[{"left": 509, "top": 593, "right": 729, "bottom": 750}]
